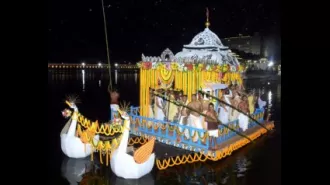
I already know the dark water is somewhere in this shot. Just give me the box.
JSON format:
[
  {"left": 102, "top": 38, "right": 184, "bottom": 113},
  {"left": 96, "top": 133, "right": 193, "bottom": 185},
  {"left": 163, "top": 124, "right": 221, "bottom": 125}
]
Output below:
[{"left": 48, "top": 69, "right": 281, "bottom": 185}]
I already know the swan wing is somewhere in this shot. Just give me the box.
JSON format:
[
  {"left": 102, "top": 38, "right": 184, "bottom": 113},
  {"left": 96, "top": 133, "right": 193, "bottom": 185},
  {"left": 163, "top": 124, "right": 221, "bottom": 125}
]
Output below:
[{"left": 133, "top": 137, "right": 155, "bottom": 164}]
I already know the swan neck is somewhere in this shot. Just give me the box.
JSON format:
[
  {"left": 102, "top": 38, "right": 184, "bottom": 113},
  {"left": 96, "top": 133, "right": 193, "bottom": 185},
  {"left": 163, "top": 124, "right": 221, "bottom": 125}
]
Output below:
[
  {"left": 117, "top": 119, "right": 130, "bottom": 152},
  {"left": 67, "top": 111, "right": 78, "bottom": 137}
]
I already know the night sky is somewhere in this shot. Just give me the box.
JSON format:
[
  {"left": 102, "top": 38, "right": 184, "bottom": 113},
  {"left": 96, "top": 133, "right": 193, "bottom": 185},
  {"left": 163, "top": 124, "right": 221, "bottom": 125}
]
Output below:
[{"left": 48, "top": 0, "right": 280, "bottom": 63}]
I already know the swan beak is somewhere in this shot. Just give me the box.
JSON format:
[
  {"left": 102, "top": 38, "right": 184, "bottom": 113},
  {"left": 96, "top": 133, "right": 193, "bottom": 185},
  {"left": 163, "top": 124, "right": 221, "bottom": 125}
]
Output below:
[{"left": 65, "top": 100, "right": 72, "bottom": 107}]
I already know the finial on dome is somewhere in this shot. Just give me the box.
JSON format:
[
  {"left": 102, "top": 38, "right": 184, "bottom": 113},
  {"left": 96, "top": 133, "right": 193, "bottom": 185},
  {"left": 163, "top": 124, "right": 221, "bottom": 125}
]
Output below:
[{"left": 205, "top": 7, "right": 210, "bottom": 28}]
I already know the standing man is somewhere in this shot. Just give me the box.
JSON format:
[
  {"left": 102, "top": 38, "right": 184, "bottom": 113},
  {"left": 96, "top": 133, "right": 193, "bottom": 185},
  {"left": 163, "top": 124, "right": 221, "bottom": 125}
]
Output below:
[
  {"left": 205, "top": 103, "right": 219, "bottom": 149},
  {"left": 187, "top": 94, "right": 204, "bottom": 142},
  {"left": 109, "top": 88, "right": 120, "bottom": 121}
]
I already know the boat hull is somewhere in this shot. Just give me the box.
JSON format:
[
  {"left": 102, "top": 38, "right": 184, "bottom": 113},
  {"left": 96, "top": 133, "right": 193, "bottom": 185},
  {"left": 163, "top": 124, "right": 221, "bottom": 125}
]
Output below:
[
  {"left": 110, "top": 149, "right": 156, "bottom": 179},
  {"left": 61, "top": 134, "right": 99, "bottom": 158}
]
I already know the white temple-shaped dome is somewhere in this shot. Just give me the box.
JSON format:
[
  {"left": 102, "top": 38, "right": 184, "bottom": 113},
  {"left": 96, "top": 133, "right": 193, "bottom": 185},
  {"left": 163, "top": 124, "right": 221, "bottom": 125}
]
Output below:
[
  {"left": 175, "top": 27, "right": 239, "bottom": 66},
  {"left": 183, "top": 28, "right": 227, "bottom": 49}
]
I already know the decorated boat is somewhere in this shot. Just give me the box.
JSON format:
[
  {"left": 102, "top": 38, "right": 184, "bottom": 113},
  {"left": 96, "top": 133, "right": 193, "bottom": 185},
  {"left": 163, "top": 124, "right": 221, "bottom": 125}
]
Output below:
[
  {"left": 59, "top": 9, "right": 274, "bottom": 180},
  {"left": 128, "top": 12, "right": 274, "bottom": 170}
]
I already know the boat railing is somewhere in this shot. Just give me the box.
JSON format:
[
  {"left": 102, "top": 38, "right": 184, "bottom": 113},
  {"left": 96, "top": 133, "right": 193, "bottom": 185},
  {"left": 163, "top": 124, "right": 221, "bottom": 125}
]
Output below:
[
  {"left": 129, "top": 113, "right": 209, "bottom": 151},
  {"left": 213, "top": 109, "right": 264, "bottom": 148},
  {"left": 128, "top": 106, "right": 265, "bottom": 151}
]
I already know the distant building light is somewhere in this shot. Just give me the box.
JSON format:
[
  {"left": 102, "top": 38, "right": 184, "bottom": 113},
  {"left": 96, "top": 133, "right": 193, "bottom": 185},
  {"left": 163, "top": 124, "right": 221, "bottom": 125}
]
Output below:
[
  {"left": 98, "top": 62, "right": 102, "bottom": 66},
  {"left": 82, "top": 62, "right": 86, "bottom": 66},
  {"left": 115, "top": 63, "right": 118, "bottom": 67},
  {"left": 268, "top": 61, "right": 274, "bottom": 67}
]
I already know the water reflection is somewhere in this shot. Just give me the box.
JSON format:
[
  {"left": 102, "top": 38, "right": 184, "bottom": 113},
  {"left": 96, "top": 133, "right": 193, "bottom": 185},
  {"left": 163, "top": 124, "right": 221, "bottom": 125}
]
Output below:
[
  {"left": 111, "top": 174, "right": 155, "bottom": 185},
  {"left": 134, "top": 72, "right": 138, "bottom": 84},
  {"left": 235, "top": 156, "right": 251, "bottom": 178},
  {"left": 115, "top": 70, "right": 118, "bottom": 84},
  {"left": 277, "top": 84, "right": 281, "bottom": 102},
  {"left": 156, "top": 135, "right": 272, "bottom": 185},
  {"left": 61, "top": 157, "right": 155, "bottom": 185},
  {"left": 61, "top": 157, "right": 92, "bottom": 185},
  {"left": 49, "top": 70, "right": 140, "bottom": 87},
  {"left": 82, "top": 70, "right": 85, "bottom": 91}
]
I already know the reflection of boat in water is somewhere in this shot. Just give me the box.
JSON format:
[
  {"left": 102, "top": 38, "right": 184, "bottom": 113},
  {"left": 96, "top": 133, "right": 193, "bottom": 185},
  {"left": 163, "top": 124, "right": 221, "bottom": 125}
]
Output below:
[
  {"left": 110, "top": 173, "right": 155, "bottom": 185},
  {"left": 156, "top": 134, "right": 270, "bottom": 185},
  {"left": 235, "top": 156, "right": 251, "bottom": 178},
  {"left": 61, "top": 157, "right": 93, "bottom": 185},
  {"left": 61, "top": 156, "right": 155, "bottom": 185}
]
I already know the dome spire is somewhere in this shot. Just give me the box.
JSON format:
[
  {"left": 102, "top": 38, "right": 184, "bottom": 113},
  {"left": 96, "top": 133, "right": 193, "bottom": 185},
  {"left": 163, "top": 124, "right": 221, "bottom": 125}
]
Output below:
[{"left": 205, "top": 7, "right": 210, "bottom": 28}]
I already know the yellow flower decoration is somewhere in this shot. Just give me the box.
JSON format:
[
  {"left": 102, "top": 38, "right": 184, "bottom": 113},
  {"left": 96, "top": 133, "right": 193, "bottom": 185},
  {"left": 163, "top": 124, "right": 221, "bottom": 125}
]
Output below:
[
  {"left": 222, "top": 65, "right": 228, "bottom": 73},
  {"left": 170, "top": 62, "right": 178, "bottom": 71},
  {"left": 157, "top": 63, "right": 164, "bottom": 70},
  {"left": 198, "top": 63, "right": 204, "bottom": 70}
]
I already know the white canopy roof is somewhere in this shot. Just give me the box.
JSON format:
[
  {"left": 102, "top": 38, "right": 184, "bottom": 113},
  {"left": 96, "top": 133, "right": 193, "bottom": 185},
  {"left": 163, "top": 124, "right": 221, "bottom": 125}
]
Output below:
[{"left": 203, "top": 83, "right": 228, "bottom": 90}]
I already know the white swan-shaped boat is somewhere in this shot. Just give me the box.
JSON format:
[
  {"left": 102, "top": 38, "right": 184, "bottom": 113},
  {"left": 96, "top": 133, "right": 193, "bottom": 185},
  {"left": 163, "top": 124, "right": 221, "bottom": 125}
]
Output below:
[
  {"left": 60, "top": 100, "right": 99, "bottom": 158},
  {"left": 110, "top": 108, "right": 156, "bottom": 179}
]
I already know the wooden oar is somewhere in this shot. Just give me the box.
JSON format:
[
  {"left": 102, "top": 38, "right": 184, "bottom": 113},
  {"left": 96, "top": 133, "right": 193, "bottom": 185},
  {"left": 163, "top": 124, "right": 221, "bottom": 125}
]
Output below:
[
  {"left": 152, "top": 92, "right": 253, "bottom": 142},
  {"left": 198, "top": 90, "right": 269, "bottom": 131}
]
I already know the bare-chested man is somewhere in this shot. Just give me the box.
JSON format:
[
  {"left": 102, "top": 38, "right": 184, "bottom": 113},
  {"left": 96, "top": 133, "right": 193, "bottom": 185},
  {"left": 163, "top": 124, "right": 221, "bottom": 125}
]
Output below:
[
  {"left": 229, "top": 90, "right": 241, "bottom": 121},
  {"left": 238, "top": 95, "right": 249, "bottom": 132},
  {"left": 199, "top": 92, "right": 210, "bottom": 130},
  {"left": 177, "top": 95, "right": 190, "bottom": 139},
  {"left": 218, "top": 88, "right": 232, "bottom": 124},
  {"left": 187, "top": 94, "right": 204, "bottom": 142},
  {"left": 205, "top": 103, "right": 219, "bottom": 149},
  {"left": 109, "top": 88, "right": 120, "bottom": 121}
]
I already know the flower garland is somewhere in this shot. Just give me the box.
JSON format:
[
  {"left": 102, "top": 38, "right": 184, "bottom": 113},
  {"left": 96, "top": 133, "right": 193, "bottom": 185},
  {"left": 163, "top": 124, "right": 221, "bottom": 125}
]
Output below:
[{"left": 137, "top": 61, "right": 245, "bottom": 73}]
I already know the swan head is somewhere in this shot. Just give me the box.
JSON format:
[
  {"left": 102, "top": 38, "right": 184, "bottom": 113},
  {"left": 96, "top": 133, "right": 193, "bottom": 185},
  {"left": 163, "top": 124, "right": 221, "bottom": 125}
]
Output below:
[
  {"left": 65, "top": 95, "right": 81, "bottom": 110},
  {"left": 117, "top": 108, "right": 130, "bottom": 120}
]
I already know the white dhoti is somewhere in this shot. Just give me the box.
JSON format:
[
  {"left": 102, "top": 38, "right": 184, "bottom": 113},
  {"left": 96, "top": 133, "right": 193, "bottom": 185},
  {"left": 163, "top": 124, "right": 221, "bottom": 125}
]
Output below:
[
  {"left": 154, "top": 97, "right": 165, "bottom": 121},
  {"left": 148, "top": 105, "right": 154, "bottom": 118},
  {"left": 218, "top": 96, "right": 231, "bottom": 124},
  {"left": 258, "top": 97, "right": 266, "bottom": 110},
  {"left": 200, "top": 110, "right": 208, "bottom": 130},
  {"left": 155, "top": 108, "right": 165, "bottom": 121},
  {"left": 188, "top": 114, "right": 204, "bottom": 142},
  {"left": 179, "top": 116, "right": 189, "bottom": 138},
  {"left": 147, "top": 105, "right": 154, "bottom": 127},
  {"left": 208, "top": 129, "right": 219, "bottom": 137},
  {"left": 219, "top": 107, "right": 229, "bottom": 124},
  {"left": 229, "top": 109, "right": 240, "bottom": 122},
  {"left": 238, "top": 113, "right": 249, "bottom": 131}
]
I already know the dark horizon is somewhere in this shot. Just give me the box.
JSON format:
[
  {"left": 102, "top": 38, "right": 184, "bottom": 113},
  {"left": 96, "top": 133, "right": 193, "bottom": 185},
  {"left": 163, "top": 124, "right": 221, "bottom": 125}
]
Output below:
[{"left": 48, "top": 0, "right": 280, "bottom": 63}]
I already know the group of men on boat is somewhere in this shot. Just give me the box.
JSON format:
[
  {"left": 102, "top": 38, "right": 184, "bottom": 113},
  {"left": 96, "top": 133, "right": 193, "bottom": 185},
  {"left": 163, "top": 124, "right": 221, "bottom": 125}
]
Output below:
[{"left": 149, "top": 85, "right": 267, "bottom": 145}]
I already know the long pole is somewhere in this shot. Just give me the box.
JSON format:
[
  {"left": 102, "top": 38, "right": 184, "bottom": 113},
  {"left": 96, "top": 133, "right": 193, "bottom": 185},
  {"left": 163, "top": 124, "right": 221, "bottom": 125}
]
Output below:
[{"left": 101, "top": 0, "right": 112, "bottom": 91}]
